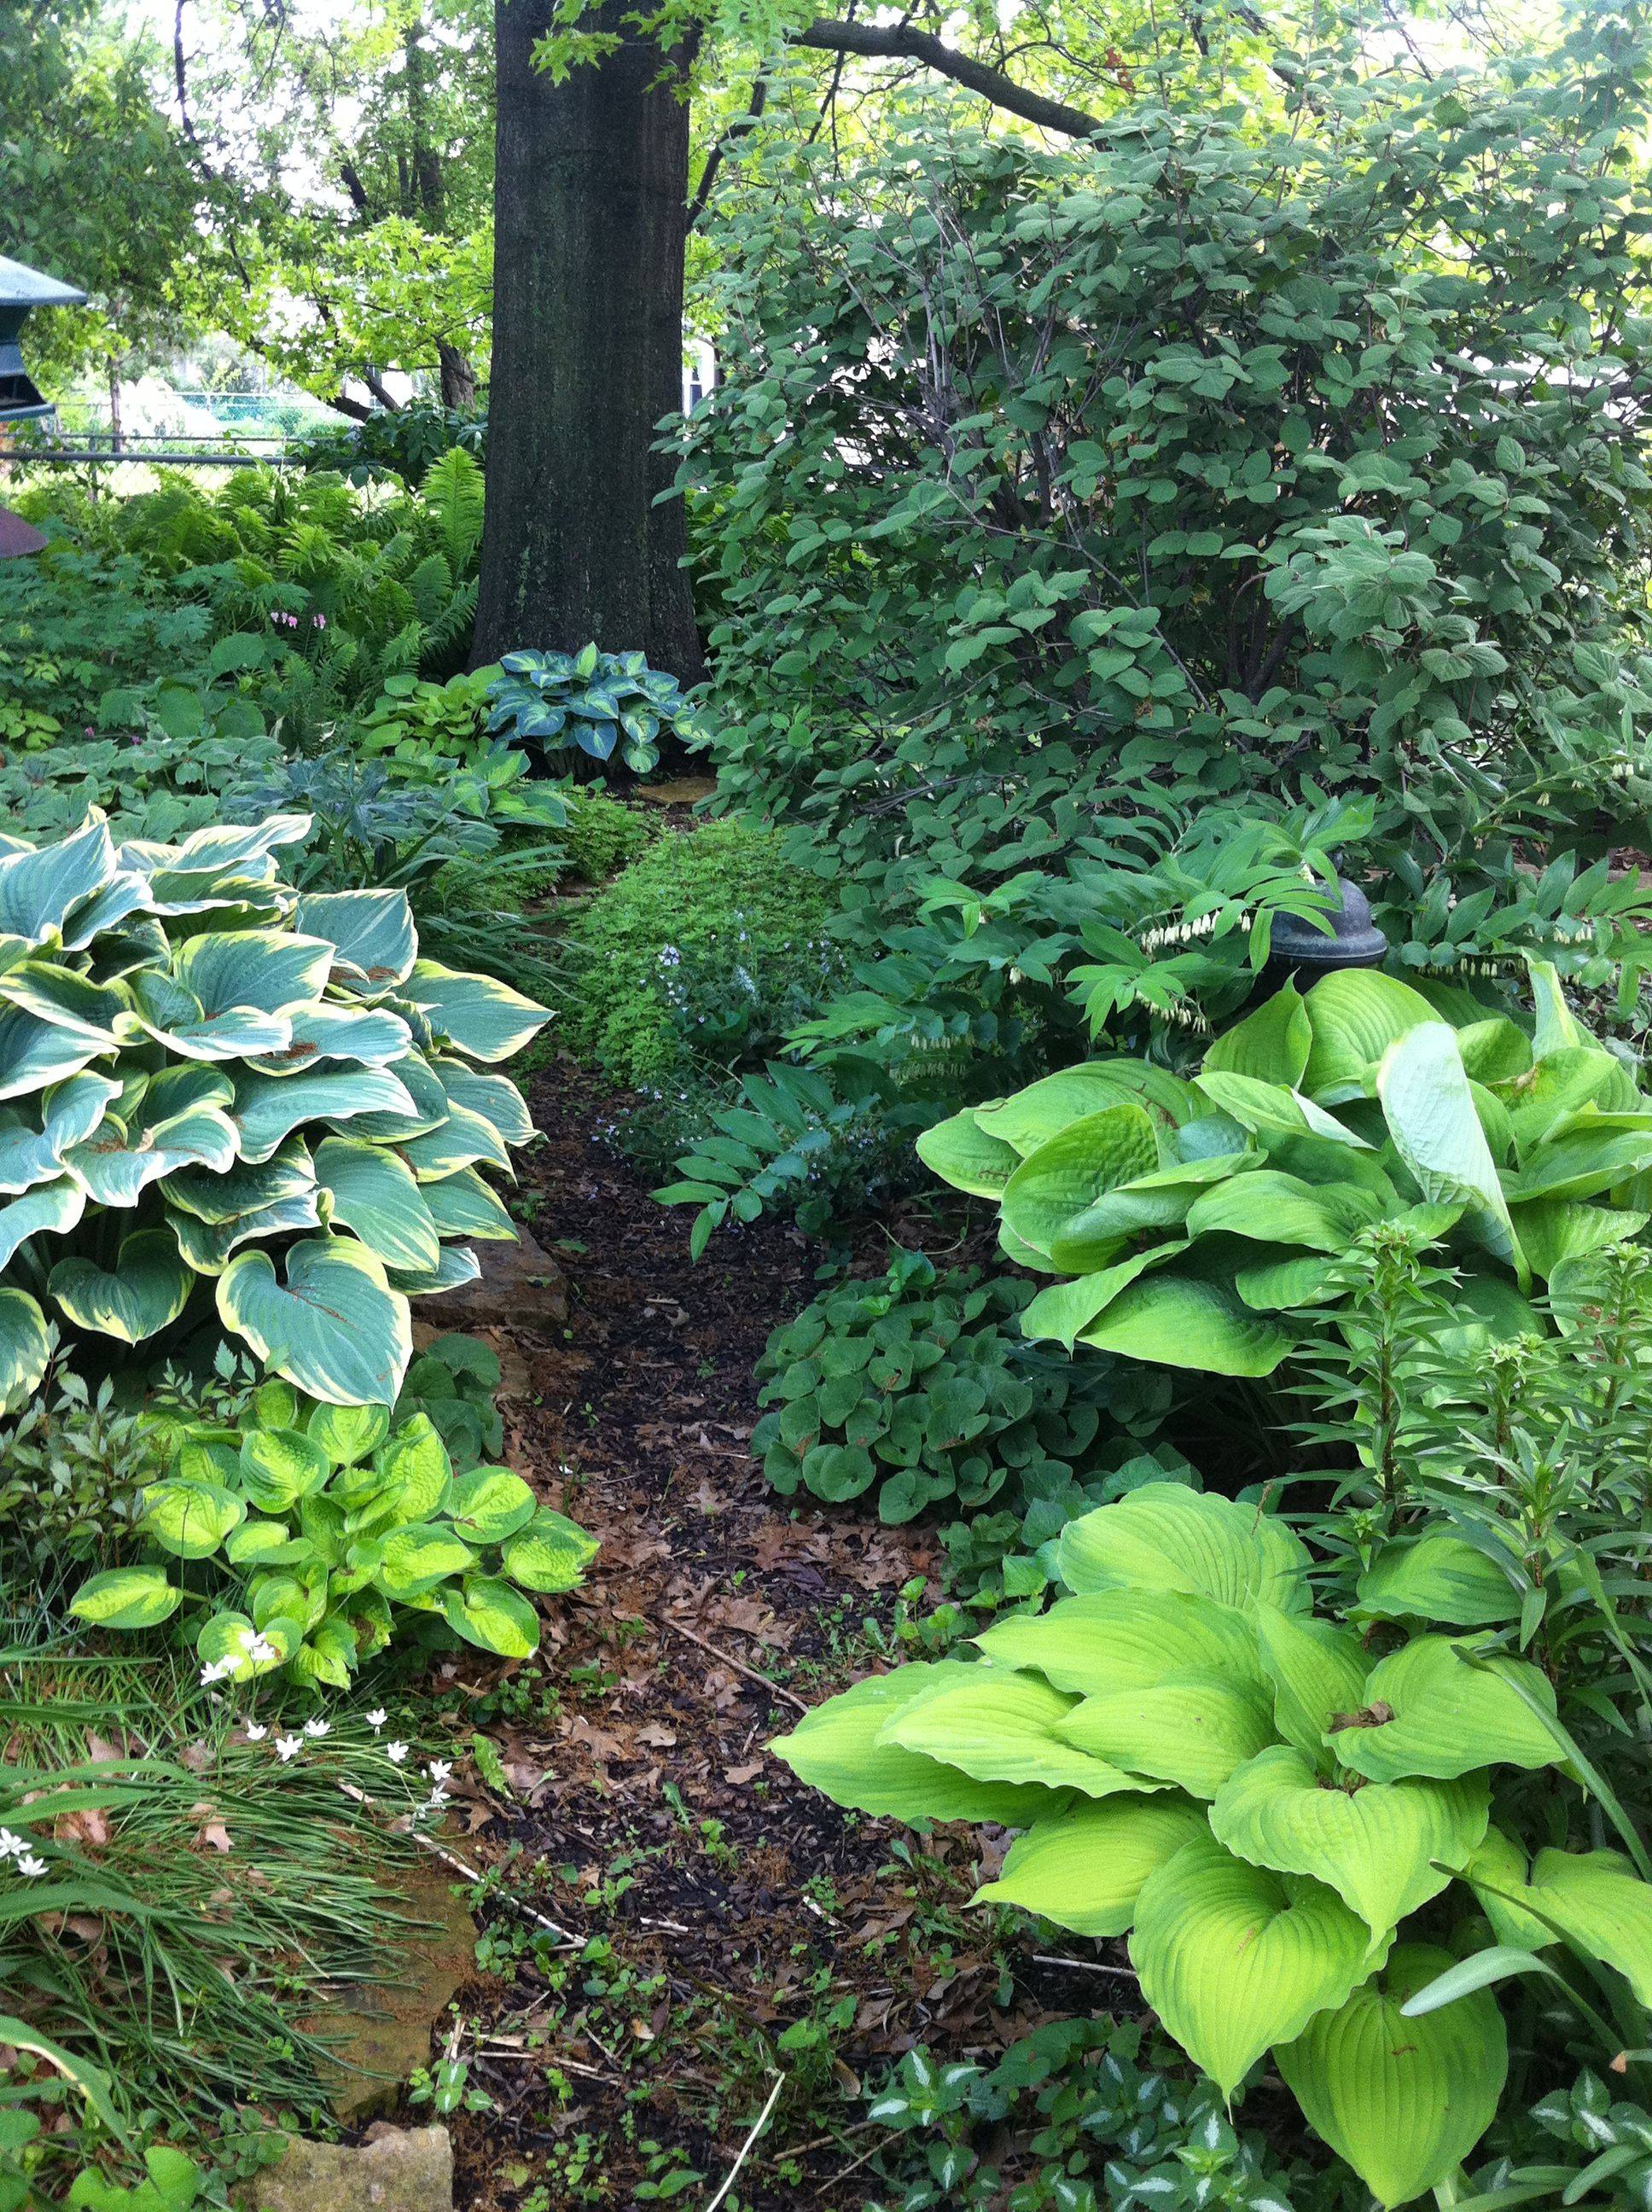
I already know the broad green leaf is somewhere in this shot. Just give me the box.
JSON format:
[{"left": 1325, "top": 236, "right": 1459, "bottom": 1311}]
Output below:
[
  {"left": 915, "top": 1106, "right": 1021, "bottom": 1197},
  {"left": 769, "top": 1662, "right": 1070, "bottom": 1826},
  {"left": 975, "top": 1067, "right": 1160, "bottom": 1157},
  {"left": 503, "top": 1509, "right": 599, "bottom": 1592},
  {"left": 1302, "top": 970, "right": 1437, "bottom": 1102},
  {"left": 161, "top": 1137, "right": 314, "bottom": 1223},
  {"left": 0, "top": 959, "right": 128, "bottom": 1044},
  {"left": 168, "top": 1191, "right": 321, "bottom": 1275},
  {"left": 399, "top": 959, "right": 549, "bottom": 1062},
  {"left": 1058, "top": 1673, "right": 1277, "bottom": 1797},
  {"left": 1355, "top": 1535, "right": 1521, "bottom": 1628},
  {"left": 0, "top": 1071, "right": 119, "bottom": 1195},
  {"left": 70, "top": 1565, "right": 182, "bottom": 1631},
  {"left": 1203, "top": 985, "right": 1312, "bottom": 1086},
  {"left": 1048, "top": 1158, "right": 1242, "bottom": 1271},
  {"left": 231, "top": 1067, "right": 416, "bottom": 1165},
  {"left": 433, "top": 1058, "right": 534, "bottom": 1149},
  {"left": 447, "top": 1465, "right": 536, "bottom": 1545},
  {"left": 975, "top": 1589, "right": 1267, "bottom": 1702},
  {"left": 442, "top": 1575, "right": 540, "bottom": 1657},
  {"left": 1057, "top": 1481, "right": 1312, "bottom": 1614},
  {"left": 293, "top": 888, "right": 419, "bottom": 992},
  {"left": 375, "top": 1520, "right": 475, "bottom": 1599},
  {"left": 1078, "top": 1272, "right": 1294, "bottom": 1377},
  {"left": 196, "top": 1610, "right": 294, "bottom": 1679},
  {"left": 885, "top": 1667, "right": 1155, "bottom": 1800},
  {"left": 1195, "top": 1069, "right": 1372, "bottom": 1147},
  {"left": 50, "top": 1227, "right": 193, "bottom": 1342},
  {"left": 1457, "top": 1016, "right": 1532, "bottom": 1086},
  {"left": 1509, "top": 1197, "right": 1647, "bottom": 1281},
  {"left": 1186, "top": 1169, "right": 1384, "bottom": 1252},
  {"left": 1253, "top": 1604, "right": 1369, "bottom": 1763},
  {"left": 63, "top": 1101, "right": 240, "bottom": 1207},
  {"left": 1131, "top": 1832, "right": 1381, "bottom": 2095},
  {"left": 245, "top": 999, "right": 413, "bottom": 1072},
  {"left": 1505, "top": 1119, "right": 1652, "bottom": 1204},
  {"left": 1461, "top": 1826, "right": 1558, "bottom": 1953},
  {"left": 173, "top": 928, "right": 334, "bottom": 1016},
  {"left": 1277, "top": 1946, "right": 1506, "bottom": 2208},
  {"left": 130, "top": 969, "right": 290, "bottom": 1061},
  {"left": 239, "top": 1427, "right": 330, "bottom": 1511},
  {"left": 1329, "top": 1636, "right": 1562, "bottom": 1783},
  {"left": 0, "top": 815, "right": 118, "bottom": 949},
  {"left": 0, "top": 1004, "right": 106, "bottom": 1103},
  {"left": 973, "top": 1794, "right": 1207, "bottom": 1936},
  {"left": 398, "top": 1099, "right": 512, "bottom": 1179},
  {"left": 370, "top": 1412, "right": 453, "bottom": 1520},
  {"left": 421, "top": 1165, "right": 517, "bottom": 1242},
  {"left": 1000, "top": 1104, "right": 1160, "bottom": 1257},
  {"left": 1018, "top": 1245, "right": 1185, "bottom": 1349},
  {"left": 0, "top": 1286, "right": 50, "bottom": 1412},
  {"left": 141, "top": 1476, "right": 245, "bottom": 1560},
  {"left": 308, "top": 1402, "right": 392, "bottom": 1466},
  {"left": 1210, "top": 1745, "right": 1488, "bottom": 1937},
  {"left": 1526, "top": 1848, "right": 1652, "bottom": 2005},
  {"left": 218, "top": 1237, "right": 411, "bottom": 1406},
  {"left": 1377, "top": 1023, "right": 1521, "bottom": 1274},
  {"left": 313, "top": 1135, "right": 440, "bottom": 1272},
  {"left": 0, "top": 1177, "right": 85, "bottom": 1270},
  {"left": 1501, "top": 1047, "right": 1624, "bottom": 1151},
  {"left": 1527, "top": 956, "right": 1591, "bottom": 1057},
  {"left": 388, "top": 1244, "right": 480, "bottom": 1295}
]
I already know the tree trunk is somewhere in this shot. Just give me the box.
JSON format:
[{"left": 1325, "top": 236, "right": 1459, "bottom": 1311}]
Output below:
[
  {"left": 438, "top": 341, "right": 477, "bottom": 411},
  {"left": 471, "top": 0, "right": 701, "bottom": 680},
  {"left": 108, "top": 358, "right": 124, "bottom": 455}
]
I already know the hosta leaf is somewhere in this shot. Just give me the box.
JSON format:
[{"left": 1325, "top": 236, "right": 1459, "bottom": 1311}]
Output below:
[
  {"left": 447, "top": 1465, "right": 536, "bottom": 1545},
  {"left": 769, "top": 1662, "right": 1071, "bottom": 1826},
  {"left": 433, "top": 1058, "right": 534, "bottom": 1149},
  {"left": 64, "top": 1101, "right": 240, "bottom": 1207},
  {"left": 398, "top": 960, "right": 548, "bottom": 1062},
  {"left": 131, "top": 969, "right": 292, "bottom": 1060},
  {"left": 502, "top": 1508, "right": 599, "bottom": 1592},
  {"left": 1277, "top": 1946, "right": 1506, "bottom": 2207},
  {"left": 239, "top": 1427, "right": 330, "bottom": 1512},
  {"left": 1301, "top": 970, "right": 1437, "bottom": 1102},
  {"left": 293, "top": 888, "right": 419, "bottom": 992},
  {"left": 1209, "top": 1746, "right": 1488, "bottom": 1938},
  {"left": 1130, "top": 1832, "right": 1382, "bottom": 2095},
  {"left": 1509, "top": 1196, "right": 1647, "bottom": 1281},
  {"left": 0, "top": 816, "right": 118, "bottom": 949},
  {"left": 1057, "top": 1483, "right": 1312, "bottom": 1615},
  {"left": 173, "top": 929, "right": 334, "bottom": 1016},
  {"left": 231, "top": 1067, "right": 417, "bottom": 1166},
  {"left": 218, "top": 1236, "right": 411, "bottom": 1407},
  {"left": 0, "top": 959, "right": 128, "bottom": 1045},
  {"left": 168, "top": 1191, "right": 321, "bottom": 1275},
  {"left": 1461, "top": 1826, "right": 1558, "bottom": 1952},
  {"left": 224, "top": 1519, "right": 311, "bottom": 1567},
  {"left": 973, "top": 1795, "right": 1207, "bottom": 1936},
  {"left": 50, "top": 1227, "right": 193, "bottom": 1342},
  {"left": 999, "top": 1104, "right": 1160, "bottom": 1258},
  {"left": 1501, "top": 1047, "right": 1624, "bottom": 1151},
  {"left": 387, "top": 1244, "right": 480, "bottom": 1295},
  {"left": 1077, "top": 1272, "right": 1294, "bottom": 1377},
  {"left": 140, "top": 1476, "right": 245, "bottom": 1560},
  {"left": 1057, "top": 1673, "right": 1277, "bottom": 1797},
  {"left": 975, "top": 1067, "right": 1159, "bottom": 1158},
  {"left": 70, "top": 1565, "right": 182, "bottom": 1631},
  {"left": 1203, "top": 984, "right": 1312, "bottom": 1087},
  {"left": 0, "top": 1178, "right": 85, "bottom": 1270},
  {"left": 883, "top": 1667, "right": 1155, "bottom": 1800},
  {"left": 161, "top": 1137, "right": 314, "bottom": 1223},
  {"left": 1328, "top": 1636, "right": 1562, "bottom": 1783},
  {"left": 245, "top": 1000, "right": 414, "bottom": 1074},
  {"left": 1525, "top": 1849, "right": 1652, "bottom": 2005},
  {"left": 1018, "top": 1246, "right": 1186, "bottom": 1350},
  {"left": 369, "top": 1412, "right": 451, "bottom": 1519},
  {"left": 1195, "top": 1069, "right": 1371, "bottom": 1147},
  {"left": 313, "top": 1135, "right": 440, "bottom": 1272},
  {"left": 1355, "top": 1535, "right": 1521, "bottom": 1628},
  {"left": 442, "top": 1575, "right": 540, "bottom": 1657},
  {"left": 376, "top": 1521, "right": 477, "bottom": 1598},
  {"left": 1377, "top": 1024, "right": 1520, "bottom": 1274},
  {"left": 196, "top": 1609, "right": 295, "bottom": 1679},
  {"left": 914, "top": 1105, "right": 1022, "bottom": 1197},
  {"left": 397, "top": 1099, "right": 512, "bottom": 1179},
  {"left": 1049, "top": 1158, "right": 1245, "bottom": 1272},
  {"left": 1253, "top": 1604, "right": 1369, "bottom": 1764},
  {"left": 0, "top": 1004, "right": 105, "bottom": 1103},
  {"left": 1186, "top": 1170, "right": 1385, "bottom": 1252},
  {"left": 0, "top": 1286, "right": 50, "bottom": 1412},
  {"left": 421, "top": 1165, "right": 516, "bottom": 1241},
  {"left": 0, "top": 1072, "right": 120, "bottom": 1196},
  {"left": 974, "top": 1589, "right": 1267, "bottom": 1702},
  {"left": 333, "top": 1051, "right": 450, "bottom": 1141},
  {"left": 308, "top": 1402, "right": 392, "bottom": 1467}
]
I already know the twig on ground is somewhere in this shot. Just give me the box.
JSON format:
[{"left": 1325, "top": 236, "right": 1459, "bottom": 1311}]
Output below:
[
  {"left": 706, "top": 2071, "right": 786, "bottom": 2212},
  {"left": 1032, "top": 1952, "right": 1137, "bottom": 1978},
  {"left": 664, "top": 1616, "right": 810, "bottom": 1714},
  {"left": 812, "top": 2132, "right": 886, "bottom": 2197},
  {"left": 337, "top": 1781, "right": 578, "bottom": 1946}
]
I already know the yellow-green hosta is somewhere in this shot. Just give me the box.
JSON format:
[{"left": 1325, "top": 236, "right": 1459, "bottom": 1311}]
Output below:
[
  {"left": 0, "top": 812, "right": 550, "bottom": 1409},
  {"left": 916, "top": 960, "right": 1652, "bottom": 1377},
  {"left": 771, "top": 1482, "right": 1649, "bottom": 2205}
]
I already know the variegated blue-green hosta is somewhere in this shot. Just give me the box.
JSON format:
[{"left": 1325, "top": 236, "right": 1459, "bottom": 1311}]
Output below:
[
  {"left": 71, "top": 1377, "right": 598, "bottom": 1685},
  {"left": 916, "top": 958, "right": 1652, "bottom": 1377},
  {"left": 0, "top": 812, "right": 549, "bottom": 1410},
  {"left": 774, "top": 1481, "right": 1652, "bottom": 2205}
]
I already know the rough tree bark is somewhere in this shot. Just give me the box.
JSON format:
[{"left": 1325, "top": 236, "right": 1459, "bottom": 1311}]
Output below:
[{"left": 472, "top": 0, "right": 701, "bottom": 678}]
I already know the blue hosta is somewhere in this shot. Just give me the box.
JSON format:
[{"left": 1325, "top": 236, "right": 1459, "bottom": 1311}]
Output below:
[
  {"left": 917, "top": 960, "right": 1651, "bottom": 1376},
  {"left": 774, "top": 1482, "right": 1652, "bottom": 2204},
  {"left": 71, "top": 1378, "right": 597, "bottom": 1684},
  {"left": 486, "top": 643, "right": 702, "bottom": 776},
  {"left": 0, "top": 813, "right": 550, "bottom": 1409}
]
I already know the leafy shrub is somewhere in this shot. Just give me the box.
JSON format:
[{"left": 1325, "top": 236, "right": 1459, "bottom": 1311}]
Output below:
[
  {"left": 72, "top": 1375, "right": 596, "bottom": 1685},
  {"left": 0, "top": 542, "right": 216, "bottom": 745},
  {"left": 751, "top": 1251, "right": 1171, "bottom": 1528},
  {"left": 0, "top": 721, "right": 284, "bottom": 850},
  {"left": 0, "top": 1365, "right": 164, "bottom": 1576},
  {"left": 776, "top": 1478, "right": 1649, "bottom": 2204},
  {"left": 0, "top": 811, "right": 547, "bottom": 1414},
  {"left": 919, "top": 962, "right": 1651, "bottom": 1377},
  {"left": 293, "top": 403, "right": 488, "bottom": 487},
  {"left": 398, "top": 1330, "right": 507, "bottom": 1469},
  {"left": 560, "top": 819, "right": 840, "bottom": 1091},
  {"left": 357, "top": 667, "right": 497, "bottom": 763},
  {"left": 486, "top": 643, "right": 703, "bottom": 777},
  {"left": 557, "top": 787, "right": 654, "bottom": 885}
]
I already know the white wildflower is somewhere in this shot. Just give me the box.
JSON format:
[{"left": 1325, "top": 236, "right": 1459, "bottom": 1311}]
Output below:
[
  {"left": 15, "top": 1854, "right": 48, "bottom": 1878},
  {"left": 425, "top": 1760, "right": 452, "bottom": 1784},
  {"left": 387, "top": 1741, "right": 409, "bottom": 1765},
  {"left": 275, "top": 1734, "right": 303, "bottom": 1763},
  {"left": 366, "top": 1708, "right": 387, "bottom": 1732},
  {"left": 245, "top": 1722, "right": 269, "bottom": 1742},
  {"left": 303, "top": 1718, "right": 329, "bottom": 1739},
  {"left": 0, "top": 1830, "right": 24, "bottom": 1859}
]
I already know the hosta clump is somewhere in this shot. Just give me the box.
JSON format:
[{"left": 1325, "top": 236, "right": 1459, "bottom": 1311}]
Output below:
[
  {"left": 72, "top": 1377, "right": 597, "bottom": 1685},
  {"left": 0, "top": 812, "right": 549, "bottom": 1412},
  {"left": 486, "top": 643, "right": 702, "bottom": 776},
  {"left": 919, "top": 958, "right": 1652, "bottom": 1377},
  {"left": 776, "top": 1481, "right": 1649, "bottom": 2205},
  {"left": 751, "top": 1250, "right": 1171, "bottom": 1528}
]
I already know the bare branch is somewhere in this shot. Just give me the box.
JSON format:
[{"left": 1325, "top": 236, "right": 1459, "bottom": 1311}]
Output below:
[
  {"left": 685, "top": 73, "right": 769, "bottom": 233},
  {"left": 793, "top": 18, "right": 1106, "bottom": 137}
]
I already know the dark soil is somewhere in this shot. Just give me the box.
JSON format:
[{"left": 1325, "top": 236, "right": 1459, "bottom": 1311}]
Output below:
[{"left": 419, "top": 1061, "right": 1091, "bottom": 2210}]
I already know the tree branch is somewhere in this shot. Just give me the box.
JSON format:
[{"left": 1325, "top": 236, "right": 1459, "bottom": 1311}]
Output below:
[
  {"left": 685, "top": 74, "right": 769, "bottom": 233},
  {"left": 793, "top": 19, "right": 1105, "bottom": 138}
]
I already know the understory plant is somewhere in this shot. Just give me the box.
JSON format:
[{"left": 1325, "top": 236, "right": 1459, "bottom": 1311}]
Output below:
[
  {"left": 486, "top": 643, "right": 702, "bottom": 777},
  {"left": 918, "top": 960, "right": 1651, "bottom": 1377},
  {"left": 0, "top": 811, "right": 548, "bottom": 1412},
  {"left": 776, "top": 1480, "right": 1652, "bottom": 2205},
  {"left": 71, "top": 1378, "right": 597, "bottom": 1685}
]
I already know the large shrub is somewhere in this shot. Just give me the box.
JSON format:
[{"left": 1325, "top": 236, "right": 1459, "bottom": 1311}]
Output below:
[{"left": 0, "top": 811, "right": 547, "bottom": 1412}]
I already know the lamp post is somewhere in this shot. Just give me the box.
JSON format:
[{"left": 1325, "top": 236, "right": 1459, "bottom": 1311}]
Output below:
[
  {"left": 0, "top": 253, "right": 88, "bottom": 560},
  {"left": 1260, "top": 873, "right": 1388, "bottom": 996}
]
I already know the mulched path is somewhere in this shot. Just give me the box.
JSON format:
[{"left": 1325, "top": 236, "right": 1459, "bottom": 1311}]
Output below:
[{"left": 422, "top": 1061, "right": 1091, "bottom": 2210}]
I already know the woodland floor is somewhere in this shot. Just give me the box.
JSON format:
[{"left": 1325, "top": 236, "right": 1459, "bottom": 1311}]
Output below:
[{"left": 393, "top": 1061, "right": 1108, "bottom": 2210}]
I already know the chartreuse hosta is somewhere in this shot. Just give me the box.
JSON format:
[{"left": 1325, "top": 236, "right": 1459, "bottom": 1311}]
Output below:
[
  {"left": 71, "top": 1380, "right": 598, "bottom": 1685},
  {"left": 776, "top": 1483, "right": 1652, "bottom": 2205},
  {"left": 916, "top": 960, "right": 1652, "bottom": 1375},
  {"left": 0, "top": 812, "right": 548, "bottom": 1412}
]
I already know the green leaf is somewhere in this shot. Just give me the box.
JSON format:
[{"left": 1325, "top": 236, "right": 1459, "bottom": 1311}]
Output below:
[
  {"left": 1355, "top": 1535, "right": 1521, "bottom": 1628},
  {"left": 974, "top": 1588, "right": 1268, "bottom": 1702},
  {"left": 447, "top": 1465, "right": 536, "bottom": 1545},
  {"left": 1209, "top": 1745, "right": 1488, "bottom": 1938},
  {"left": 293, "top": 888, "right": 418, "bottom": 992},
  {"left": 0, "top": 1287, "right": 50, "bottom": 1413},
  {"left": 1203, "top": 985, "right": 1312, "bottom": 1086},
  {"left": 1523, "top": 1848, "right": 1652, "bottom": 2006},
  {"left": 1130, "top": 1832, "right": 1381, "bottom": 2095},
  {"left": 1186, "top": 1169, "right": 1383, "bottom": 1252},
  {"left": 1328, "top": 1636, "right": 1562, "bottom": 1783},
  {"left": 376, "top": 1521, "right": 476, "bottom": 1599},
  {"left": 769, "top": 1662, "right": 1071, "bottom": 1826},
  {"left": 230, "top": 1067, "right": 416, "bottom": 1166},
  {"left": 1277, "top": 1946, "right": 1507, "bottom": 2207},
  {"left": 975, "top": 1065, "right": 1181, "bottom": 1157},
  {"left": 0, "top": 1179, "right": 85, "bottom": 1271},
  {"left": 886, "top": 1667, "right": 1157, "bottom": 1800},
  {"left": 502, "top": 1509, "right": 599, "bottom": 1592},
  {"left": 1377, "top": 1023, "right": 1521, "bottom": 1276},
  {"left": 141, "top": 1477, "right": 245, "bottom": 1560},
  {"left": 1057, "top": 1673, "right": 1277, "bottom": 1798},
  {"left": 1301, "top": 970, "right": 1437, "bottom": 1102},
  {"left": 1057, "top": 1482, "right": 1312, "bottom": 1614},
  {"left": 307, "top": 1402, "right": 392, "bottom": 1466},
  {"left": 973, "top": 1794, "right": 1207, "bottom": 1936},
  {"left": 50, "top": 1227, "right": 193, "bottom": 1343},
  {"left": 1252, "top": 1604, "right": 1370, "bottom": 1763},
  {"left": 238, "top": 1426, "right": 330, "bottom": 1512},
  {"left": 399, "top": 959, "right": 549, "bottom": 1062},
  {"left": 218, "top": 1236, "right": 411, "bottom": 1407},
  {"left": 999, "top": 1103, "right": 1160, "bottom": 1258},
  {"left": 369, "top": 1412, "right": 451, "bottom": 1521},
  {"left": 914, "top": 1106, "right": 1021, "bottom": 1197},
  {"left": 70, "top": 1566, "right": 182, "bottom": 1631},
  {"left": 313, "top": 1135, "right": 441, "bottom": 1272},
  {"left": 421, "top": 1166, "right": 516, "bottom": 1242},
  {"left": 442, "top": 1575, "right": 540, "bottom": 1657},
  {"left": 1077, "top": 1272, "right": 1294, "bottom": 1377}
]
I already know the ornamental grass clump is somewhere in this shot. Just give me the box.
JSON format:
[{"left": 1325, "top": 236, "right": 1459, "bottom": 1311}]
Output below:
[{"left": 0, "top": 811, "right": 550, "bottom": 1412}]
